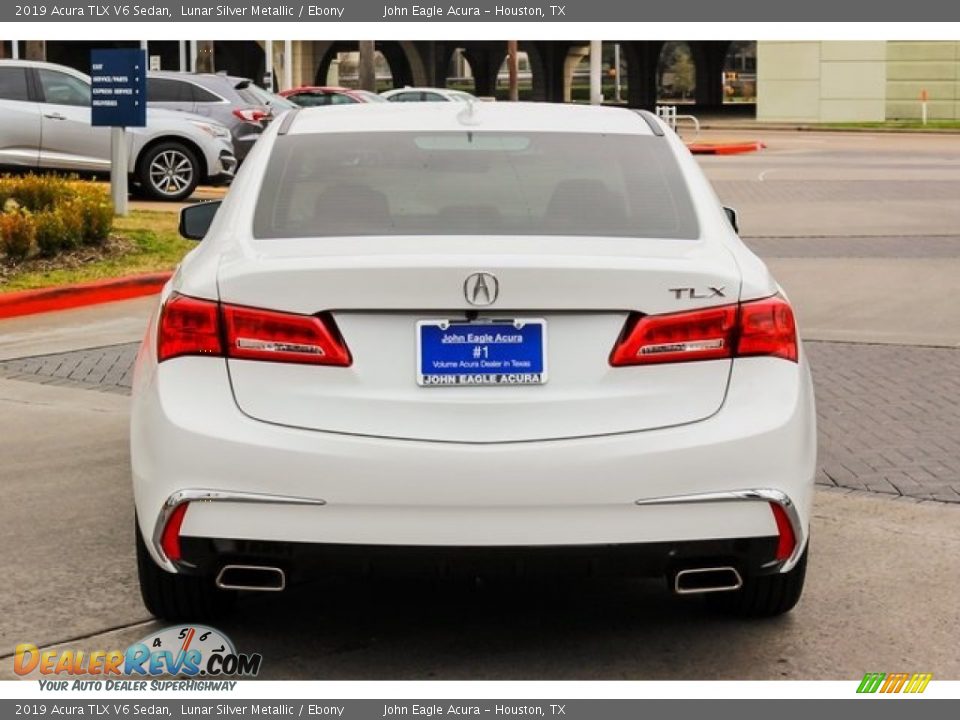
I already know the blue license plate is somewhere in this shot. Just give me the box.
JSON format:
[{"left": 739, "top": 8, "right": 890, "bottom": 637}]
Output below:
[{"left": 417, "top": 319, "right": 547, "bottom": 387}]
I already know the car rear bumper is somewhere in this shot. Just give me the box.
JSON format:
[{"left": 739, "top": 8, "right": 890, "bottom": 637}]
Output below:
[
  {"left": 131, "top": 349, "right": 816, "bottom": 576},
  {"left": 178, "top": 535, "right": 783, "bottom": 583}
]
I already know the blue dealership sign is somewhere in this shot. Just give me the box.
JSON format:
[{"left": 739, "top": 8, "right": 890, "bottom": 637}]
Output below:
[{"left": 90, "top": 48, "right": 146, "bottom": 127}]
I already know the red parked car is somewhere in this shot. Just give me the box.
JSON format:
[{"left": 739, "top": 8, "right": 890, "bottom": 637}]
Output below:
[{"left": 278, "top": 86, "right": 387, "bottom": 107}]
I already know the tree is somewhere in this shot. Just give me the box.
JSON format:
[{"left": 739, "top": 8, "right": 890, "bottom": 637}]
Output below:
[
  {"left": 670, "top": 45, "right": 696, "bottom": 99},
  {"left": 658, "top": 42, "right": 696, "bottom": 101}
]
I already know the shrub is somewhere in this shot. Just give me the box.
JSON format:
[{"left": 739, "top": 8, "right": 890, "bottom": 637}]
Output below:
[
  {"left": 0, "top": 206, "right": 37, "bottom": 261},
  {"left": 0, "top": 174, "right": 114, "bottom": 260},
  {"left": 0, "top": 174, "right": 71, "bottom": 212},
  {"left": 72, "top": 186, "right": 113, "bottom": 245},
  {"left": 35, "top": 208, "right": 83, "bottom": 257},
  {"left": 59, "top": 200, "right": 89, "bottom": 250}
]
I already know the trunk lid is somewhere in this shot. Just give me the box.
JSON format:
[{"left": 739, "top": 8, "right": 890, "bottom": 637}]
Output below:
[{"left": 218, "top": 235, "right": 740, "bottom": 443}]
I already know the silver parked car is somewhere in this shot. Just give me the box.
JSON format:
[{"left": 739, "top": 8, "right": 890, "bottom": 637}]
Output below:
[
  {"left": 380, "top": 87, "right": 477, "bottom": 102},
  {"left": 147, "top": 71, "right": 296, "bottom": 162},
  {"left": 0, "top": 60, "right": 237, "bottom": 201}
]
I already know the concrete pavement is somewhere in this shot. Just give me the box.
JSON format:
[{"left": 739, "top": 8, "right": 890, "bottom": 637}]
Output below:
[
  {"left": 696, "top": 130, "right": 960, "bottom": 347},
  {"left": 0, "top": 296, "right": 157, "bottom": 362},
  {"left": 697, "top": 128, "right": 960, "bottom": 238},
  {"left": 0, "top": 379, "right": 143, "bottom": 655},
  {"left": 767, "top": 257, "right": 960, "bottom": 347},
  {"left": 0, "top": 378, "right": 955, "bottom": 681}
]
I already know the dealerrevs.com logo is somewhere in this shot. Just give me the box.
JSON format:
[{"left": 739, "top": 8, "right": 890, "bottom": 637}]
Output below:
[{"left": 14, "top": 625, "right": 262, "bottom": 683}]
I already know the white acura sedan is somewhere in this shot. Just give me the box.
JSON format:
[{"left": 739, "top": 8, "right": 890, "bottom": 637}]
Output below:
[{"left": 131, "top": 102, "right": 815, "bottom": 621}]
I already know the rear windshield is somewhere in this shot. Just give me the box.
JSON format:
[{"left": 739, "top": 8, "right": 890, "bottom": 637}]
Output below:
[
  {"left": 235, "top": 82, "right": 297, "bottom": 110},
  {"left": 253, "top": 132, "right": 699, "bottom": 239}
]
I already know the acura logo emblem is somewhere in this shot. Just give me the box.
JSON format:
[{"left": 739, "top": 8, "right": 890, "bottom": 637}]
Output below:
[{"left": 464, "top": 272, "right": 499, "bottom": 306}]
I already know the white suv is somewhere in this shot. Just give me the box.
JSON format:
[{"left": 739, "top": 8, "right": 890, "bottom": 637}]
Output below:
[
  {"left": 0, "top": 60, "right": 237, "bottom": 200},
  {"left": 131, "top": 102, "right": 815, "bottom": 620}
]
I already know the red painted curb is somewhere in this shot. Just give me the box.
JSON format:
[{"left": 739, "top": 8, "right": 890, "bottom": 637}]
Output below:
[
  {"left": 688, "top": 141, "right": 767, "bottom": 155},
  {"left": 0, "top": 272, "right": 172, "bottom": 320}
]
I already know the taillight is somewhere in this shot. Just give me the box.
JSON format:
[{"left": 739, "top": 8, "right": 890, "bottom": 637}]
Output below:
[
  {"left": 157, "top": 294, "right": 222, "bottom": 362},
  {"left": 222, "top": 305, "right": 352, "bottom": 366},
  {"left": 157, "top": 293, "right": 351, "bottom": 366},
  {"left": 609, "top": 305, "right": 737, "bottom": 366},
  {"left": 610, "top": 294, "right": 798, "bottom": 366},
  {"left": 770, "top": 502, "right": 797, "bottom": 562},
  {"left": 232, "top": 108, "right": 268, "bottom": 123},
  {"left": 736, "top": 295, "right": 798, "bottom": 362},
  {"left": 160, "top": 502, "right": 189, "bottom": 562}
]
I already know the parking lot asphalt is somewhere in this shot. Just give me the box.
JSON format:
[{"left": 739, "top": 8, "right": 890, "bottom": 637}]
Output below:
[{"left": 1, "top": 129, "right": 958, "bottom": 679}]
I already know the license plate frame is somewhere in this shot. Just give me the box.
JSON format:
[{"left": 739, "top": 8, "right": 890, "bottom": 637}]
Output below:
[{"left": 416, "top": 318, "right": 548, "bottom": 387}]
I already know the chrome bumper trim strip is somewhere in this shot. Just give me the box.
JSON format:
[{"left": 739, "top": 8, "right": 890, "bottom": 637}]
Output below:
[
  {"left": 634, "top": 488, "right": 806, "bottom": 572},
  {"left": 151, "top": 489, "right": 326, "bottom": 573}
]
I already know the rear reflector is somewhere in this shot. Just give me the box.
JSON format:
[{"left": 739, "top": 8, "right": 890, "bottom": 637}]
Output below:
[
  {"left": 610, "top": 294, "right": 797, "bottom": 366},
  {"left": 157, "top": 293, "right": 351, "bottom": 366},
  {"left": 770, "top": 502, "right": 797, "bottom": 562},
  {"left": 160, "top": 502, "right": 189, "bottom": 562}
]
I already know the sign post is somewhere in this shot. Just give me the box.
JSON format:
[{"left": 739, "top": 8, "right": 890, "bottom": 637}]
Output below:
[{"left": 90, "top": 48, "right": 147, "bottom": 217}]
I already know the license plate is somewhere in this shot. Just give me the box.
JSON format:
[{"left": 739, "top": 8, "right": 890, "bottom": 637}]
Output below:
[{"left": 416, "top": 319, "right": 547, "bottom": 387}]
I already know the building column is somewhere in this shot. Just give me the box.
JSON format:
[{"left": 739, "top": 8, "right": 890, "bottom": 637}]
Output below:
[
  {"left": 198, "top": 41, "right": 215, "bottom": 73},
  {"left": 358, "top": 40, "right": 375, "bottom": 92},
  {"left": 416, "top": 41, "right": 438, "bottom": 86},
  {"left": 264, "top": 40, "right": 273, "bottom": 89},
  {"left": 431, "top": 42, "right": 452, "bottom": 88},
  {"left": 563, "top": 45, "right": 589, "bottom": 102},
  {"left": 589, "top": 40, "right": 603, "bottom": 104},
  {"left": 283, "top": 39, "right": 293, "bottom": 91},
  {"left": 520, "top": 42, "right": 547, "bottom": 102},
  {"left": 693, "top": 41, "right": 729, "bottom": 109},
  {"left": 25, "top": 41, "right": 45, "bottom": 61},
  {"left": 624, "top": 41, "right": 663, "bottom": 109}
]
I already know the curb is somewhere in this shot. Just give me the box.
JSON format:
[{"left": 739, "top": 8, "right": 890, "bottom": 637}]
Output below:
[
  {"left": 0, "top": 272, "right": 172, "bottom": 320},
  {"left": 699, "top": 122, "right": 960, "bottom": 135},
  {"left": 687, "top": 141, "right": 766, "bottom": 155}
]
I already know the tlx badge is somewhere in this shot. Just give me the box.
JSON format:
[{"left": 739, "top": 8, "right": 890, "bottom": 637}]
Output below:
[{"left": 669, "top": 286, "right": 726, "bottom": 300}]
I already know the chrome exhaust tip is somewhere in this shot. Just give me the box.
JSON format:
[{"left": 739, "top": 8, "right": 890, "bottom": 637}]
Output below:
[
  {"left": 215, "top": 564, "right": 286, "bottom": 592},
  {"left": 673, "top": 566, "right": 743, "bottom": 595}
]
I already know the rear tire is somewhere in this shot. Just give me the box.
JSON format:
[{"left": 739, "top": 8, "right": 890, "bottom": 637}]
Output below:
[
  {"left": 710, "top": 544, "right": 808, "bottom": 618},
  {"left": 136, "top": 519, "right": 235, "bottom": 622}
]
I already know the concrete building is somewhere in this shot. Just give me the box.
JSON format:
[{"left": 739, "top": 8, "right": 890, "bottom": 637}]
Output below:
[
  {"left": 0, "top": 40, "right": 753, "bottom": 111},
  {"left": 758, "top": 41, "right": 960, "bottom": 122},
  {"left": 8, "top": 39, "right": 958, "bottom": 121}
]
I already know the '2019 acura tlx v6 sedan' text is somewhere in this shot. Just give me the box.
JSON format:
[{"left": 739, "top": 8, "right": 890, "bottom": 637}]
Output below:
[{"left": 131, "top": 102, "right": 816, "bottom": 621}]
